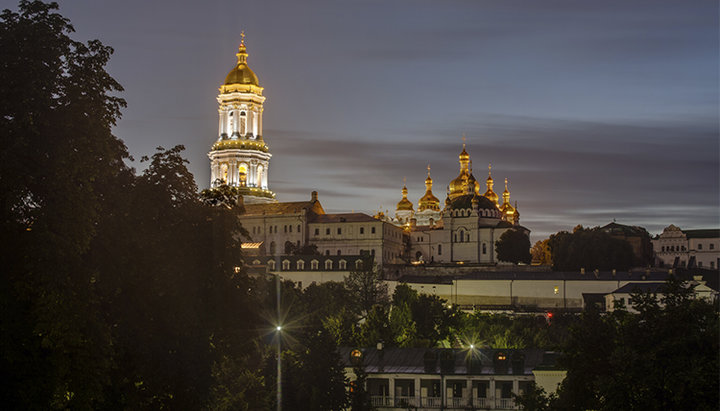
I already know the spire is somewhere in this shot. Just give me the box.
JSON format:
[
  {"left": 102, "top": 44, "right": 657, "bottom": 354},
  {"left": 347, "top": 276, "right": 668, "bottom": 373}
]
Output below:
[
  {"left": 483, "top": 163, "right": 499, "bottom": 206},
  {"left": 503, "top": 178, "right": 511, "bottom": 203},
  {"left": 236, "top": 31, "right": 249, "bottom": 64},
  {"left": 419, "top": 164, "right": 440, "bottom": 212},
  {"left": 396, "top": 177, "right": 414, "bottom": 212}
]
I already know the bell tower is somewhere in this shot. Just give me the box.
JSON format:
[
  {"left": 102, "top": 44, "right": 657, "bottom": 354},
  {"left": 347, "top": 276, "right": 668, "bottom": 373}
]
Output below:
[{"left": 208, "top": 33, "right": 276, "bottom": 203}]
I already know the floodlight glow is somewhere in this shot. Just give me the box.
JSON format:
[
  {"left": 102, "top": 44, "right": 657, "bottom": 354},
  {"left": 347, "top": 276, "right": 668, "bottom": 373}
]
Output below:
[{"left": 276, "top": 326, "right": 282, "bottom": 331}]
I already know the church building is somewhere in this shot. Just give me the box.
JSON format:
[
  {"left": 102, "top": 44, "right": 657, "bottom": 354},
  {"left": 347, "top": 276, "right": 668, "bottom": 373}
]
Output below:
[{"left": 209, "top": 39, "right": 529, "bottom": 271}]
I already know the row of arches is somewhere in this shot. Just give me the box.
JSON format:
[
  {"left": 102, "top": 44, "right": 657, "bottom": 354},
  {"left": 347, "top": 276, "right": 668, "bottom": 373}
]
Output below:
[{"left": 260, "top": 258, "right": 365, "bottom": 271}]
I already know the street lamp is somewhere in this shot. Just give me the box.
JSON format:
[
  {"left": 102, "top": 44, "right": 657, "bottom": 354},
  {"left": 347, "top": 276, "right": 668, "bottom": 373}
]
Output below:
[{"left": 276, "top": 324, "right": 282, "bottom": 411}]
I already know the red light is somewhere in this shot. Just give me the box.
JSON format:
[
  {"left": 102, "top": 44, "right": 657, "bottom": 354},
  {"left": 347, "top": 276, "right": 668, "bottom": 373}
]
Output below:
[{"left": 547, "top": 312, "right": 553, "bottom": 318}]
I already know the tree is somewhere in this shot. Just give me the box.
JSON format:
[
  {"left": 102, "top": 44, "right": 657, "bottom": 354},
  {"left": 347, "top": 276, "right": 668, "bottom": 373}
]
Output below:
[
  {"left": 548, "top": 226, "right": 634, "bottom": 271},
  {"left": 1, "top": 1, "right": 127, "bottom": 407},
  {"left": 496, "top": 228, "right": 532, "bottom": 264},
  {"left": 530, "top": 239, "right": 552, "bottom": 265},
  {"left": 344, "top": 263, "right": 389, "bottom": 317},
  {"left": 554, "top": 278, "right": 719, "bottom": 410}
]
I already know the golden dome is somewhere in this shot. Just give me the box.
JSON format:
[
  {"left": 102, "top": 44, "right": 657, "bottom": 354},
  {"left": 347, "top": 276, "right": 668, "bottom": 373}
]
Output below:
[
  {"left": 224, "top": 38, "right": 260, "bottom": 87},
  {"left": 418, "top": 166, "right": 440, "bottom": 211},
  {"left": 484, "top": 163, "right": 498, "bottom": 205},
  {"left": 396, "top": 185, "right": 414, "bottom": 211}
]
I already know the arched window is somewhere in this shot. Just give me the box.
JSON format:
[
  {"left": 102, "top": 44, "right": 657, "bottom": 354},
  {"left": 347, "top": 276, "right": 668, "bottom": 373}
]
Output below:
[
  {"left": 238, "top": 163, "right": 247, "bottom": 186},
  {"left": 256, "top": 164, "right": 264, "bottom": 188},
  {"left": 355, "top": 260, "right": 363, "bottom": 269},
  {"left": 311, "top": 260, "right": 319, "bottom": 270},
  {"left": 252, "top": 259, "right": 261, "bottom": 265},
  {"left": 267, "top": 260, "right": 276, "bottom": 270},
  {"left": 339, "top": 260, "right": 347, "bottom": 270},
  {"left": 296, "top": 260, "right": 305, "bottom": 270},
  {"left": 282, "top": 260, "right": 290, "bottom": 270},
  {"left": 239, "top": 111, "right": 246, "bottom": 135},
  {"left": 325, "top": 259, "right": 333, "bottom": 270}
]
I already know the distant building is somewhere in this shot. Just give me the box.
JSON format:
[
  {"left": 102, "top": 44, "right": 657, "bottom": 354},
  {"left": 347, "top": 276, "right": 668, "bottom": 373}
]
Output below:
[
  {"left": 209, "top": 42, "right": 529, "bottom": 267},
  {"left": 652, "top": 225, "right": 720, "bottom": 269},
  {"left": 600, "top": 222, "right": 652, "bottom": 266},
  {"left": 605, "top": 277, "right": 719, "bottom": 313},
  {"left": 341, "top": 347, "right": 565, "bottom": 410}
]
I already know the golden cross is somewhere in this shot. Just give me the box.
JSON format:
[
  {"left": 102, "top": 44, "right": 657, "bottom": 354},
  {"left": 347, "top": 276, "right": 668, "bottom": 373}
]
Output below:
[{"left": 240, "top": 31, "right": 246, "bottom": 45}]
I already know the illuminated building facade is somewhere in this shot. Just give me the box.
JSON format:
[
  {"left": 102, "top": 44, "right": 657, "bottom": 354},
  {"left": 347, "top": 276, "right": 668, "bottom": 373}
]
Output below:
[
  {"left": 208, "top": 34, "right": 275, "bottom": 204},
  {"left": 208, "top": 40, "right": 528, "bottom": 270},
  {"left": 391, "top": 144, "right": 526, "bottom": 264}
]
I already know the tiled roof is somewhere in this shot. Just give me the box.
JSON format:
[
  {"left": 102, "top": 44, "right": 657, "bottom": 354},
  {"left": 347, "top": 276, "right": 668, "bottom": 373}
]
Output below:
[
  {"left": 311, "top": 213, "right": 378, "bottom": 223},
  {"left": 610, "top": 282, "right": 667, "bottom": 294},
  {"left": 243, "top": 200, "right": 325, "bottom": 216},
  {"left": 338, "top": 347, "right": 555, "bottom": 375},
  {"left": 683, "top": 229, "right": 720, "bottom": 239}
]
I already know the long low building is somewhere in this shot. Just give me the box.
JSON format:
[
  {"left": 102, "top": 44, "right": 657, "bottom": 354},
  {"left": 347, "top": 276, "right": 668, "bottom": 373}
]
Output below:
[
  {"left": 340, "top": 347, "right": 564, "bottom": 411},
  {"left": 387, "top": 268, "right": 714, "bottom": 311}
]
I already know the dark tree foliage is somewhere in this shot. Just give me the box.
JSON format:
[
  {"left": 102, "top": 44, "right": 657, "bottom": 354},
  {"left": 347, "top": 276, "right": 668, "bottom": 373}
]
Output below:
[
  {"left": 344, "top": 263, "right": 389, "bottom": 317},
  {"left": 553, "top": 278, "right": 719, "bottom": 410},
  {"left": 1, "top": 1, "right": 126, "bottom": 407},
  {"left": 548, "top": 225, "right": 634, "bottom": 271},
  {"left": 496, "top": 228, "right": 532, "bottom": 264},
  {"left": 0, "top": 3, "right": 269, "bottom": 408}
]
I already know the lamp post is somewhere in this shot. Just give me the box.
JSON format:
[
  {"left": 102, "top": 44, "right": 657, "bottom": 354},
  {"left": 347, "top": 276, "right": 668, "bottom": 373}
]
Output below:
[
  {"left": 275, "top": 270, "right": 282, "bottom": 411},
  {"left": 276, "top": 325, "right": 282, "bottom": 411}
]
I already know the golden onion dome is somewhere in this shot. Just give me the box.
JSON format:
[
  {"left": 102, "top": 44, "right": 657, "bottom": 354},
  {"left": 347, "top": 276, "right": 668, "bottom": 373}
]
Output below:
[
  {"left": 224, "top": 38, "right": 260, "bottom": 87},
  {"left": 448, "top": 172, "right": 467, "bottom": 199},
  {"left": 418, "top": 167, "right": 440, "bottom": 211},
  {"left": 396, "top": 185, "right": 414, "bottom": 211}
]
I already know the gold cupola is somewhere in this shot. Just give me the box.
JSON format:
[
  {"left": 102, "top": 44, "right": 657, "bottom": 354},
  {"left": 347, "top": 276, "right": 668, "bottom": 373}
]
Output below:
[
  {"left": 396, "top": 184, "right": 414, "bottom": 211},
  {"left": 223, "top": 34, "right": 259, "bottom": 87},
  {"left": 449, "top": 141, "right": 471, "bottom": 200},
  {"left": 483, "top": 163, "right": 499, "bottom": 205},
  {"left": 418, "top": 165, "right": 440, "bottom": 211},
  {"left": 499, "top": 178, "right": 516, "bottom": 221}
]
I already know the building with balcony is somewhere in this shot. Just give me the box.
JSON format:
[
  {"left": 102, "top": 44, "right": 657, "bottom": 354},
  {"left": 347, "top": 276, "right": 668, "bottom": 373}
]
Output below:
[{"left": 341, "top": 347, "right": 564, "bottom": 410}]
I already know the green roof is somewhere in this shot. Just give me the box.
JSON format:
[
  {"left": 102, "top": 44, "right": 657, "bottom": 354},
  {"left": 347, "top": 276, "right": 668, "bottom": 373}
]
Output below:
[{"left": 683, "top": 229, "right": 720, "bottom": 239}]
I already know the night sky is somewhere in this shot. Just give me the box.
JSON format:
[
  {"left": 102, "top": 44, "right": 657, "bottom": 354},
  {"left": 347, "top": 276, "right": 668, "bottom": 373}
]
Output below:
[{"left": 28, "top": 0, "right": 719, "bottom": 241}]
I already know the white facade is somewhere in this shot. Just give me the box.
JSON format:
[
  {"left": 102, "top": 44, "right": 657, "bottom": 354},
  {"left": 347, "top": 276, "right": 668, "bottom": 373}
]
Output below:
[
  {"left": 652, "top": 225, "right": 720, "bottom": 269},
  {"left": 208, "top": 39, "right": 276, "bottom": 204}
]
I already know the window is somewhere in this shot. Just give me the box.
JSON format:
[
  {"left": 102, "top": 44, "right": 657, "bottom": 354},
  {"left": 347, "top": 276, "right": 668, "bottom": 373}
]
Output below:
[
  {"left": 296, "top": 260, "right": 305, "bottom": 270},
  {"left": 698, "top": 262, "right": 703, "bottom": 267},
  {"left": 337, "top": 228, "right": 342, "bottom": 235},
  {"left": 267, "top": 260, "right": 276, "bottom": 270},
  {"left": 282, "top": 260, "right": 290, "bottom": 270},
  {"left": 274, "top": 225, "right": 278, "bottom": 233},
  {"left": 355, "top": 260, "right": 363, "bottom": 269},
  {"left": 339, "top": 260, "right": 347, "bottom": 270},
  {"left": 311, "top": 260, "right": 319, "bottom": 270},
  {"left": 711, "top": 243, "right": 715, "bottom": 250},
  {"left": 482, "top": 243, "right": 487, "bottom": 254},
  {"left": 371, "top": 249, "right": 375, "bottom": 256},
  {"left": 252, "top": 259, "right": 261, "bottom": 265},
  {"left": 466, "top": 234, "right": 470, "bottom": 242},
  {"left": 438, "top": 244, "right": 442, "bottom": 255},
  {"left": 325, "top": 259, "right": 333, "bottom": 270},
  {"left": 337, "top": 250, "right": 341, "bottom": 255},
  {"left": 314, "top": 228, "right": 319, "bottom": 235},
  {"left": 270, "top": 241, "right": 276, "bottom": 254},
  {"left": 454, "top": 234, "right": 457, "bottom": 242},
  {"left": 711, "top": 261, "right": 715, "bottom": 268},
  {"left": 360, "top": 227, "right": 364, "bottom": 234},
  {"left": 284, "top": 225, "right": 287, "bottom": 233},
  {"left": 326, "top": 228, "right": 330, "bottom": 235},
  {"left": 371, "top": 227, "right": 376, "bottom": 234},
  {"left": 662, "top": 246, "right": 665, "bottom": 252},
  {"left": 297, "top": 225, "right": 301, "bottom": 233},
  {"left": 698, "top": 243, "right": 703, "bottom": 250},
  {"left": 554, "top": 286, "right": 559, "bottom": 295},
  {"left": 325, "top": 250, "right": 330, "bottom": 256}
]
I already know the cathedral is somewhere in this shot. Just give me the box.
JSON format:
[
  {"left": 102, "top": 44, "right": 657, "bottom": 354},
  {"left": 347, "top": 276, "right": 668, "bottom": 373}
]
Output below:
[{"left": 209, "top": 38, "right": 529, "bottom": 267}]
